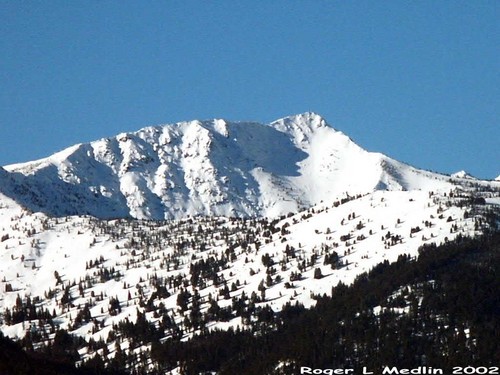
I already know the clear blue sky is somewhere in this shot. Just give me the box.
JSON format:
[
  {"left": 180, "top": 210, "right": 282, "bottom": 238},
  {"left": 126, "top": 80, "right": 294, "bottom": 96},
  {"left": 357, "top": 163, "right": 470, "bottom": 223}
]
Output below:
[{"left": 1, "top": 1, "right": 498, "bottom": 179}]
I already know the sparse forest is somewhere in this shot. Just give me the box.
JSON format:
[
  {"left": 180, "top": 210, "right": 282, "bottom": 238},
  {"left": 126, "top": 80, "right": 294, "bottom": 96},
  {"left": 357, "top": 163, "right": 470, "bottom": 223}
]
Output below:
[{"left": 0, "top": 187, "right": 498, "bottom": 374}]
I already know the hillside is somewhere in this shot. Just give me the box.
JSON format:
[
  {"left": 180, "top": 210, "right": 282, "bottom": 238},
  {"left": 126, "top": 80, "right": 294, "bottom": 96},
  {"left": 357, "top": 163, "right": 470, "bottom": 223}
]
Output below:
[
  {"left": 173, "top": 232, "right": 500, "bottom": 375},
  {"left": 0, "top": 113, "right": 498, "bottom": 374},
  {"left": 0, "top": 185, "right": 499, "bottom": 373}
]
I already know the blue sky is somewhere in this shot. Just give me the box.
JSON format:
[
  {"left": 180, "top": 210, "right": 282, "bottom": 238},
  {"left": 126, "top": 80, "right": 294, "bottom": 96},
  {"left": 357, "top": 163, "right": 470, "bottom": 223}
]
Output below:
[{"left": 1, "top": 1, "right": 498, "bottom": 179}]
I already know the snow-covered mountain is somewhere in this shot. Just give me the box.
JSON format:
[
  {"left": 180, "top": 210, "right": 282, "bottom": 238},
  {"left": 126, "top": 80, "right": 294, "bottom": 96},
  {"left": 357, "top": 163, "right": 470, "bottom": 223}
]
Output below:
[
  {"left": 451, "top": 170, "right": 476, "bottom": 180},
  {"left": 3, "top": 112, "right": 492, "bottom": 220},
  {"left": 0, "top": 113, "right": 499, "bottom": 374}
]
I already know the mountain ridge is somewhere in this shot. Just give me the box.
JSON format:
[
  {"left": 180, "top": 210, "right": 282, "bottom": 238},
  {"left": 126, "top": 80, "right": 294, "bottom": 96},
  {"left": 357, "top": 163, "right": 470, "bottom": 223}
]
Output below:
[
  {"left": 0, "top": 113, "right": 498, "bottom": 373},
  {"left": 2, "top": 112, "right": 496, "bottom": 220}
]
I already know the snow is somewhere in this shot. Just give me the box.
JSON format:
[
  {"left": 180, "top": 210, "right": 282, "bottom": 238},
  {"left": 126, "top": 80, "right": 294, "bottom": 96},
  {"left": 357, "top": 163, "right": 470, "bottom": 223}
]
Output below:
[
  {"left": 2, "top": 112, "right": 487, "bottom": 221},
  {"left": 1, "top": 187, "right": 494, "bottom": 342},
  {"left": 451, "top": 170, "right": 476, "bottom": 180},
  {"left": 486, "top": 197, "right": 500, "bottom": 205},
  {"left": 0, "top": 112, "right": 498, "bottom": 371}
]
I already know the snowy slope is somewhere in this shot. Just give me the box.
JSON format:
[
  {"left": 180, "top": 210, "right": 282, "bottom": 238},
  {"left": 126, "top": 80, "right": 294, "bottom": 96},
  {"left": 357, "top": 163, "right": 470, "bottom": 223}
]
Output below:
[
  {"left": 0, "top": 187, "right": 498, "bottom": 366},
  {"left": 451, "top": 170, "right": 476, "bottom": 180},
  {"left": 3, "top": 113, "right": 495, "bottom": 220},
  {"left": 0, "top": 113, "right": 499, "bottom": 373}
]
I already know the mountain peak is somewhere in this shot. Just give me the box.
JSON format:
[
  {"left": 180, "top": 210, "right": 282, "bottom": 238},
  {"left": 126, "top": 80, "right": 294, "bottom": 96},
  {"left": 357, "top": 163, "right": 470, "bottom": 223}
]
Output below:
[
  {"left": 283, "top": 111, "right": 327, "bottom": 124},
  {"left": 451, "top": 170, "right": 476, "bottom": 180},
  {"left": 1, "top": 113, "right": 497, "bottom": 220},
  {"left": 271, "top": 112, "right": 328, "bottom": 131}
]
